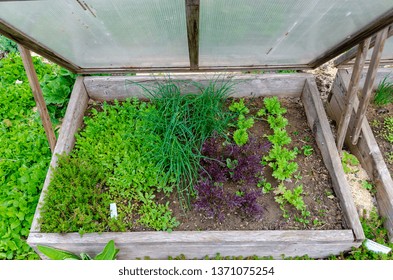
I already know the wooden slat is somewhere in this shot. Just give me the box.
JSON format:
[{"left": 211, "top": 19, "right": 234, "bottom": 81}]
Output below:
[
  {"left": 28, "top": 230, "right": 358, "bottom": 260},
  {"left": 334, "top": 24, "right": 393, "bottom": 67},
  {"left": 352, "top": 27, "right": 389, "bottom": 145},
  {"left": 29, "top": 77, "right": 89, "bottom": 232},
  {"left": 185, "top": 0, "right": 200, "bottom": 70},
  {"left": 18, "top": 44, "right": 57, "bottom": 152},
  {"left": 0, "top": 20, "right": 79, "bottom": 73},
  {"left": 301, "top": 78, "right": 365, "bottom": 241},
  {"left": 327, "top": 69, "right": 393, "bottom": 241},
  {"left": 336, "top": 38, "right": 371, "bottom": 152},
  {"left": 83, "top": 73, "right": 314, "bottom": 101}
]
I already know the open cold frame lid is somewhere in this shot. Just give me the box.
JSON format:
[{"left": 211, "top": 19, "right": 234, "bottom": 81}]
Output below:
[{"left": 1, "top": 0, "right": 393, "bottom": 74}]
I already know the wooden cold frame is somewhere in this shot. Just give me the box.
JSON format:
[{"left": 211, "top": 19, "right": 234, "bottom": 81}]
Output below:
[
  {"left": 28, "top": 74, "right": 364, "bottom": 259},
  {"left": 327, "top": 68, "right": 393, "bottom": 241}
]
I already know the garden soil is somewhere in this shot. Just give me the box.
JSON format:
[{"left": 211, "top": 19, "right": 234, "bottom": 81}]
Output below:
[{"left": 159, "top": 97, "right": 345, "bottom": 231}]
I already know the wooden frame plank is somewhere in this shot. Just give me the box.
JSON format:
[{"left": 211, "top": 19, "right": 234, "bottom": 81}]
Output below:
[
  {"left": 84, "top": 73, "right": 313, "bottom": 101},
  {"left": 301, "top": 78, "right": 364, "bottom": 241},
  {"left": 336, "top": 38, "right": 371, "bottom": 152},
  {"left": 28, "top": 230, "right": 358, "bottom": 260},
  {"left": 18, "top": 44, "right": 57, "bottom": 152},
  {"left": 30, "top": 77, "right": 89, "bottom": 232},
  {"left": 352, "top": 27, "right": 389, "bottom": 145},
  {"left": 327, "top": 69, "right": 393, "bottom": 241},
  {"left": 185, "top": 0, "right": 200, "bottom": 70},
  {"left": 334, "top": 24, "right": 393, "bottom": 67}
]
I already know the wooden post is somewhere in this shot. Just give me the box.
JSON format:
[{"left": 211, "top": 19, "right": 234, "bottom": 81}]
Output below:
[
  {"left": 351, "top": 27, "right": 389, "bottom": 145},
  {"left": 185, "top": 0, "right": 200, "bottom": 70},
  {"left": 336, "top": 38, "right": 371, "bottom": 152},
  {"left": 18, "top": 44, "right": 57, "bottom": 152}
]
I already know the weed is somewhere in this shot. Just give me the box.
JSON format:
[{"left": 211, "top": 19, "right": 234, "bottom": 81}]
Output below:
[
  {"left": 382, "top": 117, "right": 393, "bottom": 144},
  {"left": 361, "top": 180, "right": 374, "bottom": 192},
  {"left": 301, "top": 145, "right": 313, "bottom": 156},
  {"left": 373, "top": 76, "right": 393, "bottom": 106},
  {"left": 386, "top": 152, "right": 393, "bottom": 164},
  {"left": 341, "top": 151, "right": 359, "bottom": 173}
]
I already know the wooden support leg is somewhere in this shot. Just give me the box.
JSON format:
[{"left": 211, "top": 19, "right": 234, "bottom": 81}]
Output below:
[
  {"left": 18, "top": 44, "right": 57, "bottom": 152},
  {"left": 351, "top": 27, "right": 389, "bottom": 145},
  {"left": 185, "top": 0, "right": 200, "bottom": 71},
  {"left": 336, "top": 38, "right": 371, "bottom": 152}
]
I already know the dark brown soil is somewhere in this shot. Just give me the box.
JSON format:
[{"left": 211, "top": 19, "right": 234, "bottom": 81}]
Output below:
[
  {"left": 158, "top": 97, "right": 345, "bottom": 231},
  {"left": 366, "top": 102, "right": 393, "bottom": 175}
]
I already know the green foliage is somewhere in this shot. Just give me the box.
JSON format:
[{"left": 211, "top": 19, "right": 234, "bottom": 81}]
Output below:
[
  {"left": 0, "top": 54, "right": 74, "bottom": 260},
  {"left": 342, "top": 210, "right": 393, "bottom": 260},
  {"left": 373, "top": 76, "right": 393, "bottom": 106},
  {"left": 341, "top": 151, "right": 359, "bottom": 173},
  {"left": 301, "top": 145, "right": 313, "bottom": 156},
  {"left": 229, "top": 98, "right": 249, "bottom": 115},
  {"left": 257, "top": 179, "right": 273, "bottom": 194},
  {"left": 137, "top": 201, "right": 180, "bottom": 232},
  {"left": 229, "top": 99, "right": 254, "bottom": 146},
  {"left": 233, "top": 128, "right": 249, "bottom": 146},
  {"left": 0, "top": 35, "right": 18, "bottom": 53},
  {"left": 261, "top": 97, "right": 308, "bottom": 223},
  {"left": 139, "top": 80, "right": 233, "bottom": 207},
  {"left": 383, "top": 117, "right": 393, "bottom": 144},
  {"left": 361, "top": 180, "right": 374, "bottom": 192},
  {"left": 37, "top": 240, "right": 119, "bottom": 260},
  {"left": 40, "top": 99, "right": 179, "bottom": 233},
  {"left": 41, "top": 68, "right": 77, "bottom": 124},
  {"left": 263, "top": 96, "right": 286, "bottom": 116},
  {"left": 387, "top": 151, "right": 393, "bottom": 164},
  {"left": 274, "top": 184, "right": 310, "bottom": 224}
]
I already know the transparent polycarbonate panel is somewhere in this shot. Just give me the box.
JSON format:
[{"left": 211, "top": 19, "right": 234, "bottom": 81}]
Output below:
[
  {"left": 366, "top": 36, "right": 393, "bottom": 61},
  {"left": 0, "top": 0, "right": 189, "bottom": 68},
  {"left": 199, "top": 0, "right": 393, "bottom": 67}
]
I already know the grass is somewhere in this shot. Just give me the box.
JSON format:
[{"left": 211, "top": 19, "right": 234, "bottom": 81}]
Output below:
[{"left": 374, "top": 76, "right": 393, "bottom": 106}]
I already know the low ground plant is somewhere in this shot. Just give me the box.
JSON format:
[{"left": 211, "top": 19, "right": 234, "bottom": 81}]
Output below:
[
  {"left": 374, "top": 76, "right": 393, "bottom": 106},
  {"left": 0, "top": 53, "right": 75, "bottom": 259}
]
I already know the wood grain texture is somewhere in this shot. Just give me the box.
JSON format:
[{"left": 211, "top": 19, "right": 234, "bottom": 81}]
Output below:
[
  {"left": 29, "top": 77, "right": 89, "bottom": 233},
  {"left": 352, "top": 28, "right": 389, "bottom": 145},
  {"left": 301, "top": 78, "right": 365, "bottom": 241},
  {"left": 28, "top": 230, "right": 358, "bottom": 260},
  {"left": 327, "top": 69, "right": 393, "bottom": 241},
  {"left": 84, "top": 73, "right": 313, "bottom": 101},
  {"left": 336, "top": 38, "right": 371, "bottom": 151},
  {"left": 185, "top": 0, "right": 200, "bottom": 70},
  {"left": 18, "top": 44, "right": 57, "bottom": 152}
]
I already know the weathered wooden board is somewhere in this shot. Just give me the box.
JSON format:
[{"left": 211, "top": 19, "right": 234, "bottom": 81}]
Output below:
[
  {"left": 19, "top": 44, "right": 57, "bottom": 152},
  {"left": 28, "top": 75, "right": 363, "bottom": 259},
  {"left": 83, "top": 73, "right": 312, "bottom": 101},
  {"left": 29, "top": 77, "right": 89, "bottom": 233},
  {"left": 28, "top": 230, "right": 358, "bottom": 260},
  {"left": 327, "top": 69, "right": 393, "bottom": 241},
  {"left": 301, "top": 78, "right": 364, "bottom": 241}
]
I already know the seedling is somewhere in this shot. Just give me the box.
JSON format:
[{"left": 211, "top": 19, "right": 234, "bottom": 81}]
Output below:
[
  {"left": 373, "top": 76, "right": 393, "bottom": 106},
  {"left": 301, "top": 145, "right": 313, "bottom": 156},
  {"left": 341, "top": 151, "right": 359, "bottom": 173}
]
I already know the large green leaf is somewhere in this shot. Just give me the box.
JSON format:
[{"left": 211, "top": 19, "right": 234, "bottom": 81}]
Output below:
[
  {"left": 37, "top": 245, "right": 80, "bottom": 260},
  {"left": 94, "top": 240, "right": 119, "bottom": 260}
]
